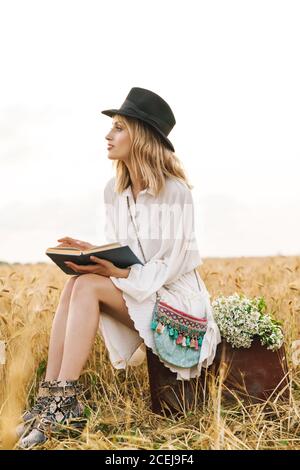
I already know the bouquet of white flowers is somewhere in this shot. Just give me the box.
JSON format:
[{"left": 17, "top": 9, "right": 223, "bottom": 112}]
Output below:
[{"left": 212, "top": 293, "right": 284, "bottom": 351}]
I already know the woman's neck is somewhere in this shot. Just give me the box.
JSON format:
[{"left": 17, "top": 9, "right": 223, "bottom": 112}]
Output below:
[{"left": 127, "top": 166, "right": 143, "bottom": 193}]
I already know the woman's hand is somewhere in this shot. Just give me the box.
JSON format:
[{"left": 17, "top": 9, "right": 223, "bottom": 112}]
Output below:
[
  {"left": 64, "top": 256, "right": 130, "bottom": 278},
  {"left": 56, "top": 236, "right": 96, "bottom": 251}
]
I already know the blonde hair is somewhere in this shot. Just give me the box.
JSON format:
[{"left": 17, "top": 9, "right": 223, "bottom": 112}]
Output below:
[{"left": 112, "top": 114, "right": 193, "bottom": 196}]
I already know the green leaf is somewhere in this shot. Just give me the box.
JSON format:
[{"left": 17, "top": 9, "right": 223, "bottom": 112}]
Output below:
[
  {"left": 36, "top": 359, "right": 47, "bottom": 380},
  {"left": 257, "top": 296, "right": 267, "bottom": 313},
  {"left": 279, "top": 440, "right": 289, "bottom": 446},
  {"left": 83, "top": 406, "right": 92, "bottom": 419}
]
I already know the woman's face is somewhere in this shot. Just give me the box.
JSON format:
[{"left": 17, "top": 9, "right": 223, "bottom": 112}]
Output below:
[{"left": 105, "top": 118, "right": 131, "bottom": 162}]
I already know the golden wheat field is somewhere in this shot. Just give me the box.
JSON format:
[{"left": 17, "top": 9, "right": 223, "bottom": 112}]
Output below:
[{"left": 0, "top": 256, "right": 300, "bottom": 451}]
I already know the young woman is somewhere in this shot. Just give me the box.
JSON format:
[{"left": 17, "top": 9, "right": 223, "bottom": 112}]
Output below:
[{"left": 17, "top": 87, "right": 221, "bottom": 448}]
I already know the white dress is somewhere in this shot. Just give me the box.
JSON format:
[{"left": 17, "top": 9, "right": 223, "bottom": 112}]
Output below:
[{"left": 98, "top": 175, "right": 221, "bottom": 380}]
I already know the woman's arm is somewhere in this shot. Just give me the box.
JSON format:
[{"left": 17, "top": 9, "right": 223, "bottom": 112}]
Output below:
[{"left": 114, "top": 267, "right": 131, "bottom": 279}]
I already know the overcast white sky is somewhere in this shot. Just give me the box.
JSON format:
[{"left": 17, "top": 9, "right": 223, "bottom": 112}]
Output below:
[{"left": 0, "top": 0, "right": 299, "bottom": 263}]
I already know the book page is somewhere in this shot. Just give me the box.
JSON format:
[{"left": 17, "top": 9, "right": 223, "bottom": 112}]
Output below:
[{"left": 45, "top": 242, "right": 121, "bottom": 255}]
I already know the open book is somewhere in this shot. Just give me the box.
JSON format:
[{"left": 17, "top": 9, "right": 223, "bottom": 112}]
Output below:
[{"left": 45, "top": 242, "right": 144, "bottom": 275}]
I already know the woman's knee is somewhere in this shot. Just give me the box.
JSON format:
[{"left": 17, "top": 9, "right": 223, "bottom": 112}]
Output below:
[
  {"left": 70, "top": 273, "right": 106, "bottom": 297},
  {"left": 60, "top": 275, "right": 81, "bottom": 302}
]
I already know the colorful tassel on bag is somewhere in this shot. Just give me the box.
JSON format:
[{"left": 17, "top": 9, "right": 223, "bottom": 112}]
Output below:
[
  {"left": 151, "top": 301, "right": 208, "bottom": 352},
  {"left": 176, "top": 334, "right": 183, "bottom": 345}
]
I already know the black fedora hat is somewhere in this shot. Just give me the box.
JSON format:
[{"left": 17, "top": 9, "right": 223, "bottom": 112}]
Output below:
[{"left": 101, "top": 87, "right": 176, "bottom": 152}]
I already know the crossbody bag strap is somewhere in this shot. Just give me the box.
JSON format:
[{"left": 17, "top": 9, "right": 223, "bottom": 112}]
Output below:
[
  {"left": 126, "top": 195, "right": 201, "bottom": 296},
  {"left": 126, "top": 196, "right": 147, "bottom": 264}
]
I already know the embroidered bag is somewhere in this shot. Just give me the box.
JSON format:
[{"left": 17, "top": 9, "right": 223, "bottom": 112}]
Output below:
[{"left": 127, "top": 195, "right": 208, "bottom": 368}]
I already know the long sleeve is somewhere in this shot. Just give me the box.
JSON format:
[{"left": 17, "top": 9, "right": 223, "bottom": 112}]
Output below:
[{"left": 109, "top": 180, "right": 202, "bottom": 303}]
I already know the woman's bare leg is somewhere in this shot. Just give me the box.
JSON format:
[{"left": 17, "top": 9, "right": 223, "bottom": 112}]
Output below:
[
  {"left": 44, "top": 275, "right": 80, "bottom": 381},
  {"left": 57, "top": 273, "right": 137, "bottom": 381}
]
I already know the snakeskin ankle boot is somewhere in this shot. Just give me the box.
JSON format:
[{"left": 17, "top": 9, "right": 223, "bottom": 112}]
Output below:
[
  {"left": 18, "top": 380, "right": 85, "bottom": 449},
  {"left": 16, "top": 380, "right": 57, "bottom": 438}
]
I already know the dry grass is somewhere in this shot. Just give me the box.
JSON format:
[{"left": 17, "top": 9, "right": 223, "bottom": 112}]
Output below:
[{"left": 0, "top": 256, "right": 300, "bottom": 450}]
